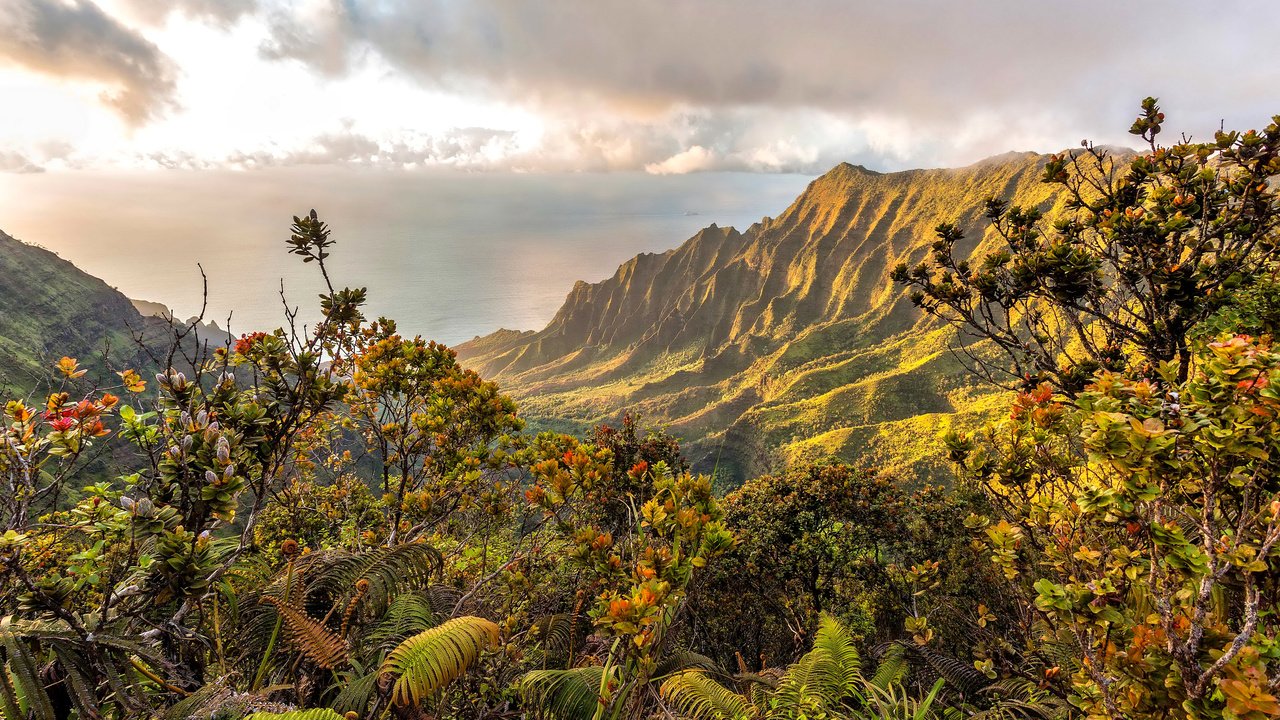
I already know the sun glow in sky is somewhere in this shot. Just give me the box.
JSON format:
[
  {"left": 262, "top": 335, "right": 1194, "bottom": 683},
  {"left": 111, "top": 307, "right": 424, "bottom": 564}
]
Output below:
[{"left": 3, "top": 0, "right": 1277, "bottom": 176}]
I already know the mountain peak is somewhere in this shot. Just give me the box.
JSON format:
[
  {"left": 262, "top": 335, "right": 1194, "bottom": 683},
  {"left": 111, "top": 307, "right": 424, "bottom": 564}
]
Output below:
[
  {"left": 783, "top": 161, "right": 886, "bottom": 219},
  {"left": 809, "top": 162, "right": 881, "bottom": 187},
  {"left": 831, "top": 160, "right": 880, "bottom": 175}
]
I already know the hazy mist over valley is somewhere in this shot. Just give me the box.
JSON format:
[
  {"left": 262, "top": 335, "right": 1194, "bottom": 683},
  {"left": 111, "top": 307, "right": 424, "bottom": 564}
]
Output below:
[{"left": 0, "top": 168, "right": 812, "bottom": 344}]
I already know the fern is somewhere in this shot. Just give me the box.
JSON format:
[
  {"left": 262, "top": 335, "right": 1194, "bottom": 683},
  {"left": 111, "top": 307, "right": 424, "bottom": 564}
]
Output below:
[
  {"left": 968, "top": 679, "right": 1075, "bottom": 720},
  {"left": 296, "top": 543, "right": 441, "bottom": 618},
  {"left": 904, "top": 642, "right": 988, "bottom": 696},
  {"left": 771, "top": 613, "right": 862, "bottom": 712},
  {"left": 262, "top": 597, "right": 350, "bottom": 669},
  {"left": 519, "top": 666, "right": 609, "bottom": 720},
  {"left": 810, "top": 613, "right": 862, "bottom": 694},
  {"left": 330, "top": 669, "right": 380, "bottom": 715},
  {"left": 361, "top": 591, "right": 436, "bottom": 660},
  {"left": 529, "top": 613, "right": 579, "bottom": 666},
  {"left": 660, "top": 670, "right": 754, "bottom": 720},
  {"left": 243, "top": 710, "right": 349, "bottom": 720},
  {"left": 869, "top": 644, "right": 908, "bottom": 690},
  {"left": 769, "top": 650, "right": 821, "bottom": 713},
  {"left": 0, "top": 615, "right": 172, "bottom": 718},
  {"left": 1, "top": 617, "right": 54, "bottom": 720},
  {"left": 379, "top": 615, "right": 500, "bottom": 707},
  {"left": 655, "top": 651, "right": 721, "bottom": 679}
]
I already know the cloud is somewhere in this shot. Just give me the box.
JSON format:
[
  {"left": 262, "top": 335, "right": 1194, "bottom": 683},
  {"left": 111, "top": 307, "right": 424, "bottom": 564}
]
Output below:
[
  {"left": 3, "top": 1, "right": 1277, "bottom": 173},
  {"left": 117, "top": 0, "right": 259, "bottom": 28},
  {"left": 0, "top": 0, "right": 178, "bottom": 125},
  {"left": 135, "top": 126, "right": 523, "bottom": 170},
  {"left": 645, "top": 146, "right": 717, "bottom": 175},
  {"left": 253, "top": 0, "right": 1279, "bottom": 143},
  {"left": 0, "top": 151, "right": 44, "bottom": 174}
]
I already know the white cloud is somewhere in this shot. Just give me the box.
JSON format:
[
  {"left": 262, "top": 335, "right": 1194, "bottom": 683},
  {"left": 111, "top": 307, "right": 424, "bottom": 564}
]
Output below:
[
  {"left": 1, "top": 1, "right": 1277, "bottom": 174},
  {"left": 645, "top": 145, "right": 717, "bottom": 175},
  {"left": 0, "top": 0, "right": 178, "bottom": 125}
]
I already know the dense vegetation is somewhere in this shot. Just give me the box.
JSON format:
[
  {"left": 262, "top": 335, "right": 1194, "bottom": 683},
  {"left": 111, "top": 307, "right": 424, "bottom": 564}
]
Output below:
[{"left": 1, "top": 101, "right": 1278, "bottom": 719}]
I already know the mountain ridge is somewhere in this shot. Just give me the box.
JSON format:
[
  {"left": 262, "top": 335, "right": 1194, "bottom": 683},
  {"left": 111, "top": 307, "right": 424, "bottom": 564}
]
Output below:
[{"left": 457, "top": 151, "right": 1078, "bottom": 484}]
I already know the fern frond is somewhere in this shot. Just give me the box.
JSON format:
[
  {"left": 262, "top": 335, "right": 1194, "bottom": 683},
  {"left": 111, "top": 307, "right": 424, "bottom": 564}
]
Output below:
[
  {"left": 519, "top": 666, "right": 608, "bottom": 720},
  {"left": 906, "top": 642, "right": 988, "bottom": 695},
  {"left": 243, "top": 710, "right": 348, "bottom": 720},
  {"left": 0, "top": 617, "right": 55, "bottom": 720},
  {"left": 330, "top": 669, "right": 379, "bottom": 715},
  {"left": 298, "top": 544, "right": 441, "bottom": 617},
  {"left": 529, "top": 613, "right": 578, "bottom": 665},
  {"left": 1029, "top": 620, "right": 1081, "bottom": 676},
  {"left": 425, "top": 584, "right": 462, "bottom": 616},
  {"left": 971, "top": 678, "right": 1074, "bottom": 720},
  {"left": 811, "top": 613, "right": 862, "bottom": 691},
  {"left": 46, "top": 640, "right": 100, "bottom": 713},
  {"left": 0, "top": 627, "right": 54, "bottom": 717},
  {"left": 660, "top": 670, "right": 753, "bottom": 720},
  {"left": 772, "top": 613, "right": 863, "bottom": 712},
  {"left": 263, "top": 597, "right": 350, "bottom": 669},
  {"left": 869, "top": 643, "right": 908, "bottom": 690},
  {"left": 743, "top": 672, "right": 779, "bottom": 711},
  {"left": 360, "top": 592, "right": 436, "bottom": 661},
  {"left": 379, "top": 615, "right": 500, "bottom": 707},
  {"left": 655, "top": 651, "right": 721, "bottom": 679},
  {"left": 771, "top": 652, "right": 821, "bottom": 712}
]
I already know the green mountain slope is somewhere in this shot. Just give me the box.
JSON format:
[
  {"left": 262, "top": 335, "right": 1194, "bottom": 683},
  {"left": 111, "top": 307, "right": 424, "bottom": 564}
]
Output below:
[
  {"left": 0, "top": 229, "right": 167, "bottom": 394},
  {"left": 457, "top": 153, "right": 1078, "bottom": 485}
]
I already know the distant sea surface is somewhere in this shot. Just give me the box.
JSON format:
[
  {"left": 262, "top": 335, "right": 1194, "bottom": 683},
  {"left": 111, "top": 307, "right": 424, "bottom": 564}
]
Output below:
[{"left": 0, "top": 169, "right": 813, "bottom": 346}]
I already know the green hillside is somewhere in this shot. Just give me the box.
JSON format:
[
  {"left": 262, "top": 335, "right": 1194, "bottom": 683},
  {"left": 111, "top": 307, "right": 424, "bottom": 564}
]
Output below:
[
  {"left": 457, "top": 153, "right": 1082, "bottom": 485},
  {"left": 0, "top": 229, "right": 167, "bottom": 394}
]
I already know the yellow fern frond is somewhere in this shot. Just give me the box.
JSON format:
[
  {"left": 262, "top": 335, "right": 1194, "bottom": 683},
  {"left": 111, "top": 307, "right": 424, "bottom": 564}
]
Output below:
[
  {"left": 379, "top": 616, "right": 500, "bottom": 707},
  {"left": 660, "top": 670, "right": 753, "bottom": 720},
  {"left": 243, "top": 710, "right": 351, "bottom": 720}
]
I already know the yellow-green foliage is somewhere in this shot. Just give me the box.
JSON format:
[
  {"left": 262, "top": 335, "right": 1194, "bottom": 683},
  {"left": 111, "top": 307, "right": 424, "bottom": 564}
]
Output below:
[
  {"left": 244, "top": 711, "right": 348, "bottom": 720},
  {"left": 379, "top": 616, "right": 501, "bottom": 707}
]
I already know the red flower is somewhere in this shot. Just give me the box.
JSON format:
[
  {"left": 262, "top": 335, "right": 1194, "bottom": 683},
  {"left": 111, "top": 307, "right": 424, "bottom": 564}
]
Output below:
[
  {"left": 49, "top": 417, "right": 76, "bottom": 432},
  {"left": 234, "top": 331, "right": 269, "bottom": 354}
]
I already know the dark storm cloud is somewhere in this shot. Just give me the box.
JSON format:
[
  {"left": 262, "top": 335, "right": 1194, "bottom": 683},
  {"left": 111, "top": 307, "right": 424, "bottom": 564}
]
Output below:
[
  {"left": 0, "top": 0, "right": 178, "bottom": 125},
  {"left": 255, "top": 0, "right": 1279, "bottom": 142}
]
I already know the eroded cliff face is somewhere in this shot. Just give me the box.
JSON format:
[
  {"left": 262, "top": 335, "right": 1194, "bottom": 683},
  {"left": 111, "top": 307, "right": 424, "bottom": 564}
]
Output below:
[{"left": 459, "top": 153, "right": 1073, "bottom": 485}]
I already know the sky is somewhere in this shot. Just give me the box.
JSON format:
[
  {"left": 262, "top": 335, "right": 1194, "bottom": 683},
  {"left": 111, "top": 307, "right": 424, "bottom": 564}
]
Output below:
[{"left": 2, "top": 0, "right": 1278, "bottom": 176}]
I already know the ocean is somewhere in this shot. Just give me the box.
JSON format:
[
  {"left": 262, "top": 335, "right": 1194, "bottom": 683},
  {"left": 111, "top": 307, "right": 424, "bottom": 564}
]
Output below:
[{"left": 0, "top": 168, "right": 813, "bottom": 346}]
